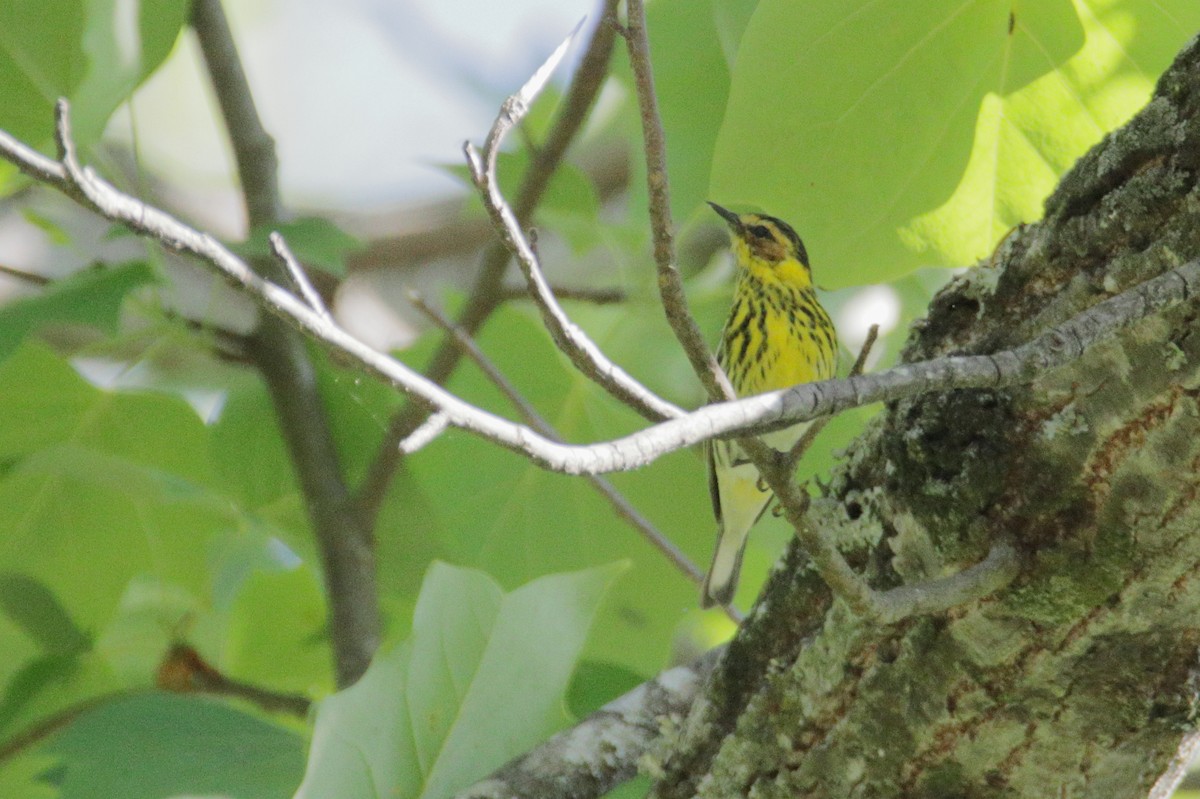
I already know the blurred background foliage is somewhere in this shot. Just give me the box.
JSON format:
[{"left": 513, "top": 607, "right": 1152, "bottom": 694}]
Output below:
[{"left": 0, "top": 0, "right": 1197, "bottom": 796}]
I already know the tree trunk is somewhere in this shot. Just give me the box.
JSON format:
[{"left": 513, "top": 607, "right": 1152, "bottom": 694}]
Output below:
[{"left": 651, "top": 34, "right": 1200, "bottom": 799}]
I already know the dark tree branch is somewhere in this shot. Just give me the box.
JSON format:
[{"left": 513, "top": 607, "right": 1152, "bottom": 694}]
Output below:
[
  {"left": 189, "top": 0, "right": 280, "bottom": 225},
  {"left": 497, "top": 283, "right": 627, "bottom": 305},
  {"left": 0, "top": 262, "right": 52, "bottom": 286},
  {"left": 190, "top": 0, "right": 378, "bottom": 687},
  {"left": 157, "top": 643, "right": 311, "bottom": 717}
]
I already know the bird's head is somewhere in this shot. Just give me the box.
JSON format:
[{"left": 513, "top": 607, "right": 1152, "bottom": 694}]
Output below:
[{"left": 708, "top": 201, "right": 809, "bottom": 270}]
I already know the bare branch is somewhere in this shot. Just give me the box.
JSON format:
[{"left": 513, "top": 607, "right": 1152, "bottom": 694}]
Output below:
[
  {"left": 357, "top": 0, "right": 622, "bottom": 522},
  {"left": 454, "top": 648, "right": 723, "bottom": 799},
  {"left": 0, "top": 690, "right": 147, "bottom": 763},
  {"left": 397, "top": 411, "right": 450, "bottom": 456},
  {"left": 157, "top": 643, "right": 311, "bottom": 717},
  {"left": 873, "top": 542, "right": 1019, "bottom": 621},
  {"left": 465, "top": 26, "right": 682, "bottom": 424},
  {"left": 498, "top": 283, "right": 627, "bottom": 305},
  {"left": 0, "top": 263, "right": 53, "bottom": 286},
  {"left": 270, "top": 231, "right": 332, "bottom": 323},
  {"left": 622, "top": 0, "right": 732, "bottom": 402},
  {"left": 0, "top": 104, "right": 1196, "bottom": 478}
]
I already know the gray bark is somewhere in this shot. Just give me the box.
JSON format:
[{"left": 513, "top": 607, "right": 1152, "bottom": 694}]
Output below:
[{"left": 651, "top": 34, "right": 1200, "bottom": 799}]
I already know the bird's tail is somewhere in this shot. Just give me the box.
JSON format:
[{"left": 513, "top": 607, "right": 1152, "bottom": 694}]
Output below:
[{"left": 700, "top": 522, "right": 750, "bottom": 608}]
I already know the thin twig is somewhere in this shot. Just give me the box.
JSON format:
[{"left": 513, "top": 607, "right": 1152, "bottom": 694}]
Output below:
[
  {"left": 623, "top": 0, "right": 732, "bottom": 401},
  {"left": 0, "top": 263, "right": 52, "bottom": 286},
  {"left": 157, "top": 643, "right": 311, "bottom": 717},
  {"left": 357, "top": 0, "right": 622, "bottom": 524},
  {"left": 270, "top": 231, "right": 332, "bottom": 323},
  {"left": 498, "top": 284, "right": 627, "bottom": 305},
  {"left": 464, "top": 25, "right": 682, "bottom": 424},
  {"left": 409, "top": 292, "right": 735, "bottom": 619},
  {"left": 0, "top": 690, "right": 150, "bottom": 763},
  {"left": 398, "top": 411, "right": 450, "bottom": 455}
]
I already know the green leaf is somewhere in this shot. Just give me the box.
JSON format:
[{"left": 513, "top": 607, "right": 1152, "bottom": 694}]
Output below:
[
  {"left": 0, "top": 750, "right": 59, "bottom": 799},
  {"left": 0, "top": 652, "right": 121, "bottom": 746},
  {"left": 567, "top": 660, "right": 645, "bottom": 719},
  {"left": 0, "top": 655, "right": 84, "bottom": 736},
  {"left": 0, "top": 343, "right": 274, "bottom": 637},
  {"left": 0, "top": 575, "right": 89, "bottom": 657},
  {"left": 47, "top": 693, "right": 306, "bottom": 799},
  {"left": 20, "top": 209, "right": 70, "bottom": 246},
  {"left": 710, "top": 0, "right": 1200, "bottom": 286},
  {"left": 236, "top": 217, "right": 363, "bottom": 277},
  {"left": 294, "top": 562, "right": 623, "bottom": 799},
  {"left": 0, "top": 261, "right": 156, "bottom": 360},
  {"left": 377, "top": 305, "right": 713, "bottom": 675},
  {"left": 225, "top": 566, "right": 333, "bottom": 696},
  {"left": 643, "top": 0, "right": 744, "bottom": 223},
  {"left": 0, "top": 1, "right": 86, "bottom": 150},
  {"left": 72, "top": 0, "right": 191, "bottom": 148},
  {"left": 0, "top": 0, "right": 188, "bottom": 161}
]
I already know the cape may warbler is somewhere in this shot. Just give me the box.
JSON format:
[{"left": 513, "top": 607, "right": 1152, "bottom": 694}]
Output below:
[{"left": 702, "top": 202, "right": 838, "bottom": 608}]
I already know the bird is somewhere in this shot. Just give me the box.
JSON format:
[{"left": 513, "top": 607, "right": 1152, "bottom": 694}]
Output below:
[{"left": 701, "top": 201, "right": 838, "bottom": 608}]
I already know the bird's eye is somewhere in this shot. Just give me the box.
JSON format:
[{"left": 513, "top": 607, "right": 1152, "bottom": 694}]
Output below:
[{"left": 748, "top": 224, "right": 771, "bottom": 239}]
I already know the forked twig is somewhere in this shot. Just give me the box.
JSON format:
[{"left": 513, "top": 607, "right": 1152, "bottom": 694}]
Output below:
[{"left": 464, "top": 22, "right": 683, "bottom": 424}]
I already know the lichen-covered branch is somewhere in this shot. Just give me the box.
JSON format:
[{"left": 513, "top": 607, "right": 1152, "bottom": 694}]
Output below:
[{"left": 454, "top": 648, "right": 722, "bottom": 799}]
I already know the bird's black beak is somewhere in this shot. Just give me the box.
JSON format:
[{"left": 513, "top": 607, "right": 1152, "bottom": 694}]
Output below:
[{"left": 707, "top": 201, "right": 741, "bottom": 230}]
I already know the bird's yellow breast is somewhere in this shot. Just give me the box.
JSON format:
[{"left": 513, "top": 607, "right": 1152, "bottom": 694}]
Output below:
[{"left": 718, "top": 256, "right": 837, "bottom": 397}]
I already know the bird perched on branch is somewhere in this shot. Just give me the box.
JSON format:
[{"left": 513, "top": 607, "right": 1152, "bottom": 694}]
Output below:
[{"left": 702, "top": 202, "right": 838, "bottom": 608}]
